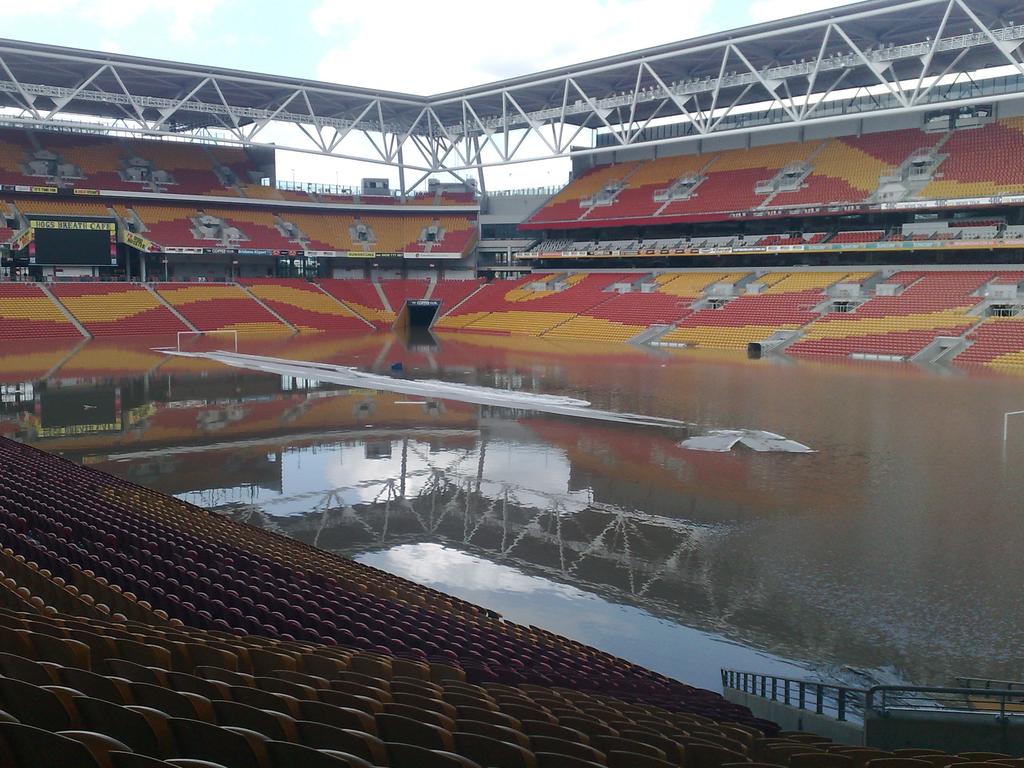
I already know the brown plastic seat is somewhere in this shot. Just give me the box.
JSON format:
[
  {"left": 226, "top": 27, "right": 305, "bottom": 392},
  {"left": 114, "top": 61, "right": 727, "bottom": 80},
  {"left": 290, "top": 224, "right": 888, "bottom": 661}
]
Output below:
[
  {"left": 957, "top": 755, "right": 1012, "bottom": 762},
  {"left": 0, "top": 652, "right": 58, "bottom": 685},
  {"left": 864, "top": 760, "right": 934, "bottom": 768},
  {"left": 911, "top": 756, "right": 968, "bottom": 768},
  {"left": 297, "top": 699, "right": 378, "bottom": 734},
  {"left": 332, "top": 680, "right": 391, "bottom": 703},
  {"left": 391, "top": 678, "right": 444, "bottom": 698},
  {"left": 535, "top": 753, "right": 606, "bottom": 768},
  {"left": 790, "top": 752, "right": 855, "bottom": 768},
  {"left": 593, "top": 734, "right": 667, "bottom": 760},
  {"left": 690, "top": 732, "right": 749, "bottom": 753},
  {"left": 293, "top": 720, "right": 389, "bottom": 765},
  {"left": 386, "top": 741, "right": 481, "bottom": 767},
  {"left": 108, "top": 753, "right": 193, "bottom": 768},
  {"left": 686, "top": 742, "right": 751, "bottom": 768},
  {"left": 104, "top": 660, "right": 167, "bottom": 686},
  {"left": 59, "top": 730, "right": 132, "bottom": 768},
  {"left": 27, "top": 632, "right": 92, "bottom": 670},
  {"left": 74, "top": 696, "right": 165, "bottom": 757},
  {"left": 265, "top": 739, "right": 375, "bottom": 768},
  {"left": 616, "top": 729, "right": 685, "bottom": 763},
  {"left": 227, "top": 686, "right": 301, "bottom": 718},
  {"left": 457, "top": 705, "right": 521, "bottom": 729},
  {"left": 318, "top": 690, "right": 384, "bottom": 715},
  {"left": 376, "top": 712, "right": 455, "bottom": 751},
  {"left": 782, "top": 734, "right": 833, "bottom": 745},
  {"left": 455, "top": 718, "right": 531, "bottom": 749},
  {"left": 196, "top": 667, "right": 256, "bottom": 688},
  {"left": 253, "top": 676, "right": 318, "bottom": 702},
  {"left": 271, "top": 670, "right": 330, "bottom": 691},
  {"left": 347, "top": 655, "right": 392, "bottom": 681},
  {"left": 519, "top": 719, "right": 590, "bottom": 744},
  {"left": 212, "top": 699, "right": 299, "bottom": 742},
  {"left": 893, "top": 752, "right": 949, "bottom": 758},
  {"left": 608, "top": 751, "right": 678, "bottom": 768},
  {"left": 503, "top": 702, "right": 556, "bottom": 723},
  {"left": 60, "top": 668, "right": 131, "bottom": 704},
  {"left": 246, "top": 649, "right": 298, "bottom": 677},
  {"left": 167, "top": 718, "right": 270, "bottom": 768},
  {"left": 383, "top": 701, "right": 455, "bottom": 730},
  {"left": 454, "top": 731, "right": 538, "bottom": 767},
  {"left": 391, "top": 691, "right": 457, "bottom": 718},
  {"left": 528, "top": 734, "right": 607, "bottom": 763},
  {"left": 0, "top": 677, "right": 76, "bottom": 730},
  {"left": 840, "top": 749, "right": 892, "bottom": 768},
  {"left": 0, "top": 721, "right": 102, "bottom": 768},
  {"left": 163, "top": 672, "right": 230, "bottom": 702},
  {"left": 764, "top": 744, "right": 825, "bottom": 764},
  {"left": 129, "top": 683, "right": 212, "bottom": 721}
]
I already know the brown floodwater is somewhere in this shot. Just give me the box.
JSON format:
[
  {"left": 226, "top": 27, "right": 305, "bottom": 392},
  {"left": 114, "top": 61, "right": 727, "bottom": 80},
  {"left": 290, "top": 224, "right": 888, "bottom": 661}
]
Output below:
[{"left": 2, "top": 330, "right": 1022, "bottom": 693}]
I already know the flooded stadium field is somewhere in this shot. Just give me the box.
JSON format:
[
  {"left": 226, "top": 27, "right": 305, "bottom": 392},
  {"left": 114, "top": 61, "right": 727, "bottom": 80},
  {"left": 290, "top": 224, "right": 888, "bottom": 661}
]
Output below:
[{"left": 2, "top": 331, "right": 1023, "bottom": 693}]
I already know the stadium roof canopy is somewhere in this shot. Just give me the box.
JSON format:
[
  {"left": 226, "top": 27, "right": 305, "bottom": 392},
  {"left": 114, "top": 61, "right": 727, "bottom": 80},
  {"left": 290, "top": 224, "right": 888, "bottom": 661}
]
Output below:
[{"left": 1, "top": 0, "right": 1023, "bottom": 182}]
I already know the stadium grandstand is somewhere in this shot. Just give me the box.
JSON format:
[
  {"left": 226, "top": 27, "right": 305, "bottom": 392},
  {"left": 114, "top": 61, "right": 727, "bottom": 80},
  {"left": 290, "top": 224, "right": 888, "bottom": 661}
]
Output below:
[{"left": 2, "top": 0, "right": 1024, "bottom": 764}]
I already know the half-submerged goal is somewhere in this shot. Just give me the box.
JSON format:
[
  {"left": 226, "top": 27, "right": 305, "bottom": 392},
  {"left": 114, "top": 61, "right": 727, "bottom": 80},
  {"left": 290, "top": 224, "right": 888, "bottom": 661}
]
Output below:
[{"left": 176, "top": 330, "right": 239, "bottom": 353}]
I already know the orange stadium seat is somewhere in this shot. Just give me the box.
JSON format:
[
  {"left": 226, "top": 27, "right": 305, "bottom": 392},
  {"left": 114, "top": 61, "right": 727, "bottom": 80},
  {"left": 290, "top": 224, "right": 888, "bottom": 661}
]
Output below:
[
  {"left": 789, "top": 272, "right": 996, "bottom": 360},
  {"left": 155, "top": 283, "right": 290, "bottom": 335},
  {"left": 48, "top": 283, "right": 188, "bottom": 337},
  {"left": 0, "top": 283, "right": 83, "bottom": 340},
  {"left": 238, "top": 279, "right": 370, "bottom": 333}
]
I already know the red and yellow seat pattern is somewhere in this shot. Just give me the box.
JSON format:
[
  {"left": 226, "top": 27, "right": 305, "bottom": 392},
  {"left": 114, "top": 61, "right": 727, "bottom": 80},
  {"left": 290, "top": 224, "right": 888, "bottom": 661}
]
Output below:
[
  {"left": 436, "top": 273, "right": 633, "bottom": 336},
  {"left": 957, "top": 316, "right": 1024, "bottom": 369},
  {"left": 380, "top": 279, "right": 429, "bottom": 312},
  {"left": 238, "top": 279, "right": 368, "bottom": 333},
  {"left": 0, "top": 284, "right": 82, "bottom": 340},
  {"left": 49, "top": 283, "right": 187, "bottom": 337},
  {"left": 156, "top": 283, "right": 289, "bottom": 335},
  {"left": 789, "top": 271, "right": 992, "bottom": 359},
  {"left": 659, "top": 272, "right": 858, "bottom": 349},
  {"left": 317, "top": 279, "right": 393, "bottom": 327},
  {"left": 544, "top": 272, "right": 735, "bottom": 342},
  {"left": 524, "top": 122, "right": 1024, "bottom": 227},
  {"left": 922, "top": 118, "right": 1024, "bottom": 199},
  {"left": 428, "top": 279, "right": 484, "bottom": 314}
]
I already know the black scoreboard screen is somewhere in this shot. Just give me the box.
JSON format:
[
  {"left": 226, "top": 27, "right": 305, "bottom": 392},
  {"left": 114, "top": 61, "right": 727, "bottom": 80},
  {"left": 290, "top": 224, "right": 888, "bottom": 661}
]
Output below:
[
  {"left": 39, "top": 386, "right": 119, "bottom": 432},
  {"left": 33, "top": 226, "right": 112, "bottom": 266}
]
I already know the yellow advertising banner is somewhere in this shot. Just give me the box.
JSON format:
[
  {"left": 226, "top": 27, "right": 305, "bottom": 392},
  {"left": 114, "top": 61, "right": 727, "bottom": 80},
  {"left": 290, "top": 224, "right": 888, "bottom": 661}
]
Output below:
[{"left": 31, "top": 220, "right": 116, "bottom": 231}]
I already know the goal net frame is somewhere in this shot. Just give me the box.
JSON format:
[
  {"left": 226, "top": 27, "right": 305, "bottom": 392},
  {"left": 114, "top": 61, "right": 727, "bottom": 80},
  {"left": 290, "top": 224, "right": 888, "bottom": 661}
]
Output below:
[{"left": 176, "top": 330, "right": 239, "bottom": 353}]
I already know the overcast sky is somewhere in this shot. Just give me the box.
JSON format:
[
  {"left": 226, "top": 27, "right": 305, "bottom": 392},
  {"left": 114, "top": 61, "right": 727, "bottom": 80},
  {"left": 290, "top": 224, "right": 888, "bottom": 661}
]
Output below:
[{"left": 2, "top": 0, "right": 854, "bottom": 189}]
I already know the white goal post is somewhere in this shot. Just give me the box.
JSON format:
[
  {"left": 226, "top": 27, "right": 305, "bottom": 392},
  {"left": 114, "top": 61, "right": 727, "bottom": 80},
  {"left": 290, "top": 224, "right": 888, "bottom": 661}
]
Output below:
[{"left": 176, "top": 330, "right": 239, "bottom": 353}]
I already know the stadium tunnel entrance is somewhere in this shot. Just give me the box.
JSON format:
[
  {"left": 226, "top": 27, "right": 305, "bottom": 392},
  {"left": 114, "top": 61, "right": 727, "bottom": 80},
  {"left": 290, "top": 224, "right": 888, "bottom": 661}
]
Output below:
[
  {"left": 396, "top": 299, "right": 441, "bottom": 330},
  {"left": 394, "top": 299, "right": 441, "bottom": 350}
]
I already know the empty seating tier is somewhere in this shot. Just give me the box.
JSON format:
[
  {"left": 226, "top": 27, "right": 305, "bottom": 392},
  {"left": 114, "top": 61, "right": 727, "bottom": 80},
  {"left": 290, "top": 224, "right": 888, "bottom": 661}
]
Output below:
[
  {"left": 238, "top": 279, "right": 369, "bottom": 333},
  {"left": 0, "top": 434, "right": 778, "bottom": 768},
  {"left": 523, "top": 121, "right": 1024, "bottom": 227},
  {"left": 659, "top": 272, "right": 855, "bottom": 350},
  {"left": 380, "top": 279, "right": 429, "bottom": 312},
  {"left": 49, "top": 283, "right": 187, "bottom": 337},
  {"left": 156, "top": 283, "right": 289, "bottom": 335},
  {"left": 318, "top": 280, "right": 394, "bottom": 327},
  {"left": 428, "top": 279, "right": 485, "bottom": 313},
  {"left": 0, "top": 284, "right": 83, "bottom": 340},
  {"left": 789, "top": 272, "right": 992, "bottom": 360},
  {"left": 956, "top": 317, "right": 1024, "bottom": 368}
]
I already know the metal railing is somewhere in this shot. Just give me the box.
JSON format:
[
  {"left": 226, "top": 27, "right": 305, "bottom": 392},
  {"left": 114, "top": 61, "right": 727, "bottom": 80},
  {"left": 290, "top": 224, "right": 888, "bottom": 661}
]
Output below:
[
  {"left": 721, "top": 669, "right": 868, "bottom": 722},
  {"left": 868, "top": 685, "right": 1024, "bottom": 718},
  {"left": 723, "top": 669, "right": 1024, "bottom": 723}
]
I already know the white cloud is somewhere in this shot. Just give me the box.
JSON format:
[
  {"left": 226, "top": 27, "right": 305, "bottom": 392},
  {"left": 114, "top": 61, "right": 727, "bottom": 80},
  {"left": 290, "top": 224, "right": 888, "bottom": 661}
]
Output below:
[
  {"left": 312, "top": 0, "right": 718, "bottom": 94},
  {"left": 746, "top": 0, "right": 851, "bottom": 24},
  {"left": 5, "top": 0, "right": 231, "bottom": 43}
]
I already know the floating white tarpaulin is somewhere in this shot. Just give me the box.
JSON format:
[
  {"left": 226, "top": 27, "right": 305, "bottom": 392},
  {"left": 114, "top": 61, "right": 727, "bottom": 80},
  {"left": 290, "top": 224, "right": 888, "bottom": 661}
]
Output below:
[{"left": 680, "top": 430, "right": 814, "bottom": 453}]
